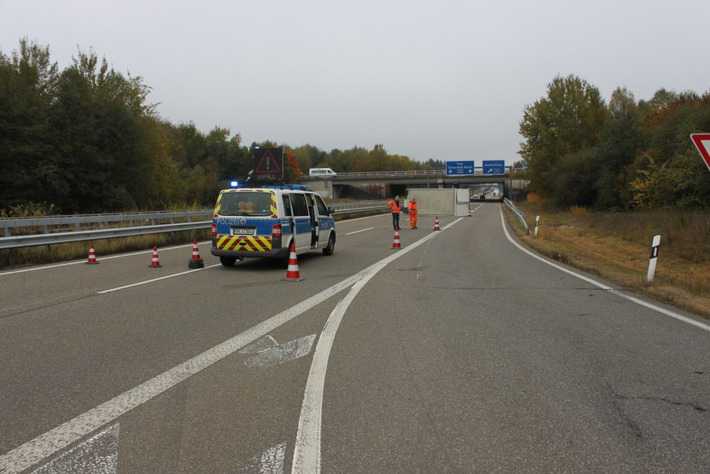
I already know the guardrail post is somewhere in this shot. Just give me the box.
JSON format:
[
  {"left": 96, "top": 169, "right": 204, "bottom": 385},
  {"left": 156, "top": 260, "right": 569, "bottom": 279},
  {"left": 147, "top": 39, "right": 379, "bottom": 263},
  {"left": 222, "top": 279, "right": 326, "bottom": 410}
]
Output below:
[{"left": 3, "top": 226, "right": 10, "bottom": 237}]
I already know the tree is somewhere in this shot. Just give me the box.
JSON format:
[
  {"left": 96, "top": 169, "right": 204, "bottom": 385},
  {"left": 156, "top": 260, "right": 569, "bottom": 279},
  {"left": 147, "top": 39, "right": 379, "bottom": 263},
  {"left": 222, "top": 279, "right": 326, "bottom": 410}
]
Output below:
[
  {"left": 519, "top": 75, "right": 607, "bottom": 196},
  {"left": 594, "top": 87, "right": 642, "bottom": 209},
  {"left": 0, "top": 39, "right": 59, "bottom": 209}
]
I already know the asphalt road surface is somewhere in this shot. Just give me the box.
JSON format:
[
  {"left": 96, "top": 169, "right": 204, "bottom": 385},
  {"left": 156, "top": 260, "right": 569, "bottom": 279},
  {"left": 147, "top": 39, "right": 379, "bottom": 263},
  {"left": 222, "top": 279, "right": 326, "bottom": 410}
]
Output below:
[{"left": 1, "top": 204, "right": 708, "bottom": 473}]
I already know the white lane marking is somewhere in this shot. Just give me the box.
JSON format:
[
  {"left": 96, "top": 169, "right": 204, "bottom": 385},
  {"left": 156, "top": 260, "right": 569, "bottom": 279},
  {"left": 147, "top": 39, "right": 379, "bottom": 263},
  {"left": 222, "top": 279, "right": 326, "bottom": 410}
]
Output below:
[
  {"left": 0, "top": 241, "right": 211, "bottom": 278},
  {"left": 31, "top": 424, "right": 119, "bottom": 474},
  {"left": 336, "top": 212, "right": 389, "bottom": 224},
  {"left": 237, "top": 442, "right": 286, "bottom": 474},
  {"left": 345, "top": 227, "right": 375, "bottom": 236},
  {"left": 498, "top": 206, "right": 710, "bottom": 333},
  {"left": 96, "top": 264, "right": 221, "bottom": 294},
  {"left": 244, "top": 334, "right": 316, "bottom": 369},
  {"left": 291, "top": 218, "right": 464, "bottom": 474},
  {"left": 258, "top": 443, "right": 286, "bottom": 474},
  {"left": 238, "top": 335, "right": 279, "bottom": 355},
  {"left": 2, "top": 232, "right": 432, "bottom": 473}
]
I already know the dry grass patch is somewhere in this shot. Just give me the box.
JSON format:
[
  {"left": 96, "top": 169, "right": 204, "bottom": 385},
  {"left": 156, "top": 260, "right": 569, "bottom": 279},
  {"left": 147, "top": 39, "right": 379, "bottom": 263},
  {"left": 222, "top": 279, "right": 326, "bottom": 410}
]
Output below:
[{"left": 504, "top": 204, "right": 710, "bottom": 319}]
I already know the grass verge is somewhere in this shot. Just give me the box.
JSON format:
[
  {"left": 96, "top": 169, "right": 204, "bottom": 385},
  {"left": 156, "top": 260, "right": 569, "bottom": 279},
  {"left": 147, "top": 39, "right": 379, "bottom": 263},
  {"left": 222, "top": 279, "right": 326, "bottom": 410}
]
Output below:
[{"left": 503, "top": 203, "right": 710, "bottom": 319}]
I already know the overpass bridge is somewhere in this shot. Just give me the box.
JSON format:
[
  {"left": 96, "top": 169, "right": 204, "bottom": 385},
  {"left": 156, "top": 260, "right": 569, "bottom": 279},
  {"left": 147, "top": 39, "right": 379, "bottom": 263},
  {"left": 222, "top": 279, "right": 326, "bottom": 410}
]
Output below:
[{"left": 300, "top": 169, "right": 528, "bottom": 199}]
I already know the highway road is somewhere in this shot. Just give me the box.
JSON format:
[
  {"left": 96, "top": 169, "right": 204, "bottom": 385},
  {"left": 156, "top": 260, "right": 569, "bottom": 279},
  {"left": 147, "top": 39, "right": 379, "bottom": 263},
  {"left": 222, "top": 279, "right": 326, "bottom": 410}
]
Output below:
[{"left": 1, "top": 204, "right": 708, "bottom": 473}]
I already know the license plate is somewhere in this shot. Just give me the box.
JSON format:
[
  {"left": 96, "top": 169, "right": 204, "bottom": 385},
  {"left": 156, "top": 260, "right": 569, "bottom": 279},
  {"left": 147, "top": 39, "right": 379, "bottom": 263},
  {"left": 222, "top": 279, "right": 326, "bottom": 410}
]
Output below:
[{"left": 230, "top": 227, "right": 255, "bottom": 236}]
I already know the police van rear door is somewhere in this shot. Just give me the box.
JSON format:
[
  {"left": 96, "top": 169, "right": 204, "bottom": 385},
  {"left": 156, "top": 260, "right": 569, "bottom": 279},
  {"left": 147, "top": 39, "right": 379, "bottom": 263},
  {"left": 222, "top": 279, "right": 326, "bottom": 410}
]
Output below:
[
  {"left": 289, "top": 193, "right": 312, "bottom": 251},
  {"left": 313, "top": 194, "right": 334, "bottom": 247},
  {"left": 214, "top": 190, "right": 278, "bottom": 253}
]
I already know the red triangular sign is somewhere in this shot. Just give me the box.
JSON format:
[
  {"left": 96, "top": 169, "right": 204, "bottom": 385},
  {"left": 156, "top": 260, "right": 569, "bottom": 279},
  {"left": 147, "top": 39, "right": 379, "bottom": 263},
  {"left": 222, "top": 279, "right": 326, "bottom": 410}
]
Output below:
[
  {"left": 690, "top": 133, "right": 710, "bottom": 171},
  {"left": 255, "top": 151, "right": 282, "bottom": 175}
]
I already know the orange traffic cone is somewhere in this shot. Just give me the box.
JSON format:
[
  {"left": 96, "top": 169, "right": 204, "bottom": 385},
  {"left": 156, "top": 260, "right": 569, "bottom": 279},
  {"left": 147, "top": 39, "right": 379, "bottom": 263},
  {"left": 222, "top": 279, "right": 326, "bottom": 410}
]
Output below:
[
  {"left": 149, "top": 245, "right": 162, "bottom": 268},
  {"left": 391, "top": 230, "right": 401, "bottom": 249},
  {"left": 433, "top": 216, "right": 441, "bottom": 231},
  {"left": 86, "top": 244, "right": 99, "bottom": 264},
  {"left": 285, "top": 239, "right": 303, "bottom": 281},
  {"left": 188, "top": 240, "right": 204, "bottom": 269}
]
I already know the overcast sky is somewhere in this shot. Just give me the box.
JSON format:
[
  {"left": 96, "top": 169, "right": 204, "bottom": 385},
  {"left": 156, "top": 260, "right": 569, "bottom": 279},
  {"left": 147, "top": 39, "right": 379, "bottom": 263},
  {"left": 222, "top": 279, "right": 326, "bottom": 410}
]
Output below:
[{"left": 2, "top": 0, "right": 709, "bottom": 164}]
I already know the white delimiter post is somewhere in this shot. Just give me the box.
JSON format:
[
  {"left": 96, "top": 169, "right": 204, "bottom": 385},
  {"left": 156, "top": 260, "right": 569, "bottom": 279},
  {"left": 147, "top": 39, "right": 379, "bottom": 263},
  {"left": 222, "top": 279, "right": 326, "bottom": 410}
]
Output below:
[
  {"left": 646, "top": 234, "right": 662, "bottom": 283},
  {"left": 534, "top": 215, "right": 541, "bottom": 238}
]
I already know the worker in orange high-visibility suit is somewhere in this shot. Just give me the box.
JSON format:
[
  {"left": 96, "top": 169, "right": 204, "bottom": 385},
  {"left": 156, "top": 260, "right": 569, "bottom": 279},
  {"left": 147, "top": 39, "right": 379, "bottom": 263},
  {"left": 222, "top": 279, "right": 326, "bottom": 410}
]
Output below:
[
  {"left": 408, "top": 197, "right": 418, "bottom": 229},
  {"left": 388, "top": 196, "right": 401, "bottom": 230}
]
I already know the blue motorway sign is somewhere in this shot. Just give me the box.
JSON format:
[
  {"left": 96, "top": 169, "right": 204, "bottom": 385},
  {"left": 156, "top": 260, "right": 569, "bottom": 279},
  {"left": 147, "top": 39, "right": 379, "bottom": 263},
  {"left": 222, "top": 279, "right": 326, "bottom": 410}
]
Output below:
[
  {"left": 445, "top": 160, "right": 475, "bottom": 176},
  {"left": 482, "top": 160, "right": 506, "bottom": 175}
]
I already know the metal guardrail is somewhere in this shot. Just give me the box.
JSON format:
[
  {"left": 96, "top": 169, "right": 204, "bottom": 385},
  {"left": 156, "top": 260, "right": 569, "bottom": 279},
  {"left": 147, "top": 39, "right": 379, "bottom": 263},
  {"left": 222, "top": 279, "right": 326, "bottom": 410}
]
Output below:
[
  {"left": 304, "top": 168, "right": 514, "bottom": 180},
  {"left": 333, "top": 170, "right": 443, "bottom": 178},
  {"left": 0, "top": 206, "right": 389, "bottom": 250},
  {"left": 329, "top": 200, "right": 384, "bottom": 209},
  {"left": 1, "top": 209, "right": 212, "bottom": 237},
  {"left": 503, "top": 198, "right": 529, "bottom": 234},
  {"left": 0, "top": 202, "right": 386, "bottom": 237}
]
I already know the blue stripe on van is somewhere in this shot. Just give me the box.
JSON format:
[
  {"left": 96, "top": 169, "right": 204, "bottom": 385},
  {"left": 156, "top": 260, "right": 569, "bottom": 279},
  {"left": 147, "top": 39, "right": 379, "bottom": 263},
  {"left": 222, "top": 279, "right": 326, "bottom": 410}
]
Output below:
[{"left": 214, "top": 217, "right": 277, "bottom": 236}]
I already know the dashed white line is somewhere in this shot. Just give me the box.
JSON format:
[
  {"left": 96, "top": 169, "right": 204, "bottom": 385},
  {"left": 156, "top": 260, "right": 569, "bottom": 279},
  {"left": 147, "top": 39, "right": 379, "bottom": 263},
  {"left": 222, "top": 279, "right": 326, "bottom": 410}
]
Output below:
[
  {"left": 0, "top": 225, "right": 435, "bottom": 473},
  {"left": 498, "top": 206, "right": 710, "bottom": 333},
  {"left": 335, "top": 212, "right": 389, "bottom": 224},
  {"left": 345, "top": 227, "right": 375, "bottom": 236},
  {"left": 291, "top": 217, "right": 464, "bottom": 474},
  {"left": 96, "top": 264, "right": 221, "bottom": 294}
]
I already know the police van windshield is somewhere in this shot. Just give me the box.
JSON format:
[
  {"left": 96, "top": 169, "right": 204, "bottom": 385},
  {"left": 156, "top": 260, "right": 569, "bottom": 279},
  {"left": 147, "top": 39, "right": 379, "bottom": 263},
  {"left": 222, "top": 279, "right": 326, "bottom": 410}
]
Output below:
[{"left": 219, "top": 191, "right": 272, "bottom": 216}]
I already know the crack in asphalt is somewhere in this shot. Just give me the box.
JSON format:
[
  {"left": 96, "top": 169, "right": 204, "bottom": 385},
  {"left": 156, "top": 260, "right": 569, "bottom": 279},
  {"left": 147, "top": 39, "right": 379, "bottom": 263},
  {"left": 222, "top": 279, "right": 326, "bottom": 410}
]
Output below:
[
  {"left": 615, "top": 394, "right": 707, "bottom": 413},
  {"left": 0, "top": 293, "right": 97, "bottom": 321},
  {"left": 606, "top": 382, "right": 707, "bottom": 441}
]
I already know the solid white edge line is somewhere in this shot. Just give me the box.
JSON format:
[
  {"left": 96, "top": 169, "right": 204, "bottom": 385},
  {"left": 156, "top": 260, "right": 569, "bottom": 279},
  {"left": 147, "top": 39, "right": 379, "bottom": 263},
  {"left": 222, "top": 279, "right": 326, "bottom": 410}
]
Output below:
[
  {"left": 0, "top": 220, "right": 465, "bottom": 474},
  {"left": 96, "top": 264, "right": 221, "bottom": 294},
  {"left": 498, "top": 205, "right": 710, "bottom": 333},
  {"left": 345, "top": 227, "right": 375, "bottom": 236},
  {"left": 0, "top": 241, "right": 211, "bottom": 277},
  {"left": 291, "top": 217, "right": 465, "bottom": 474}
]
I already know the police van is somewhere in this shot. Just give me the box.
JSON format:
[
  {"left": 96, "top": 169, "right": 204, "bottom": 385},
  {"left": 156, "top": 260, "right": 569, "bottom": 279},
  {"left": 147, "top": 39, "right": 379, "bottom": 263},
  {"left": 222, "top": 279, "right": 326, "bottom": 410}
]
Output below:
[{"left": 210, "top": 184, "right": 336, "bottom": 267}]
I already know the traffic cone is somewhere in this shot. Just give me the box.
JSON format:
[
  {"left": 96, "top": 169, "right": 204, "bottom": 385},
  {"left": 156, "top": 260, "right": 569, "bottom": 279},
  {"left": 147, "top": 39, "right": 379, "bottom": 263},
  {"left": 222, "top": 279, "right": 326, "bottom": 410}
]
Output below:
[
  {"left": 433, "top": 216, "right": 441, "bottom": 231},
  {"left": 284, "top": 239, "right": 303, "bottom": 281},
  {"left": 188, "top": 240, "right": 204, "bottom": 269},
  {"left": 149, "top": 245, "right": 162, "bottom": 268},
  {"left": 86, "top": 243, "right": 99, "bottom": 264},
  {"left": 391, "top": 230, "right": 401, "bottom": 249}
]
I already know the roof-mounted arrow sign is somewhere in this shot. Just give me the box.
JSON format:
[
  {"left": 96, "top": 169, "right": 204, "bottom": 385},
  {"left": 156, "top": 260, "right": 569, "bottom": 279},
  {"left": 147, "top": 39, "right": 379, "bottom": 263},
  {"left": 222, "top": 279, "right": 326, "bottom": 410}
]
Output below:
[{"left": 690, "top": 133, "right": 710, "bottom": 172}]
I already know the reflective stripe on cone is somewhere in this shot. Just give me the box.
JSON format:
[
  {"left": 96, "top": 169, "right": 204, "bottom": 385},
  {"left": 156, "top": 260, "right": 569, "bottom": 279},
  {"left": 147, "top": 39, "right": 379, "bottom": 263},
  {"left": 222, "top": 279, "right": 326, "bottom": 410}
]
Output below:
[
  {"left": 86, "top": 245, "right": 99, "bottom": 264},
  {"left": 149, "top": 246, "right": 161, "bottom": 268},
  {"left": 392, "top": 230, "right": 401, "bottom": 249},
  {"left": 285, "top": 239, "right": 303, "bottom": 281},
  {"left": 188, "top": 240, "right": 204, "bottom": 269}
]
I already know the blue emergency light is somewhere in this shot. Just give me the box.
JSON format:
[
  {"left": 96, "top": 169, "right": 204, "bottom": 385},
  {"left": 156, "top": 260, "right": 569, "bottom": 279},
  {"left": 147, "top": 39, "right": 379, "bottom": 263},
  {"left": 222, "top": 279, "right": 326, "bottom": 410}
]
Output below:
[{"left": 229, "top": 180, "right": 240, "bottom": 188}]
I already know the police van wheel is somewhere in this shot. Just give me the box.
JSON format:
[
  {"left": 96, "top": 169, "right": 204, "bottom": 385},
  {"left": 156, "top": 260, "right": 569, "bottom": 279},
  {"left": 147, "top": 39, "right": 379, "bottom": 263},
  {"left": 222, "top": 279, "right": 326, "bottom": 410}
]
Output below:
[
  {"left": 323, "top": 234, "right": 335, "bottom": 256},
  {"left": 220, "top": 256, "right": 237, "bottom": 267}
]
